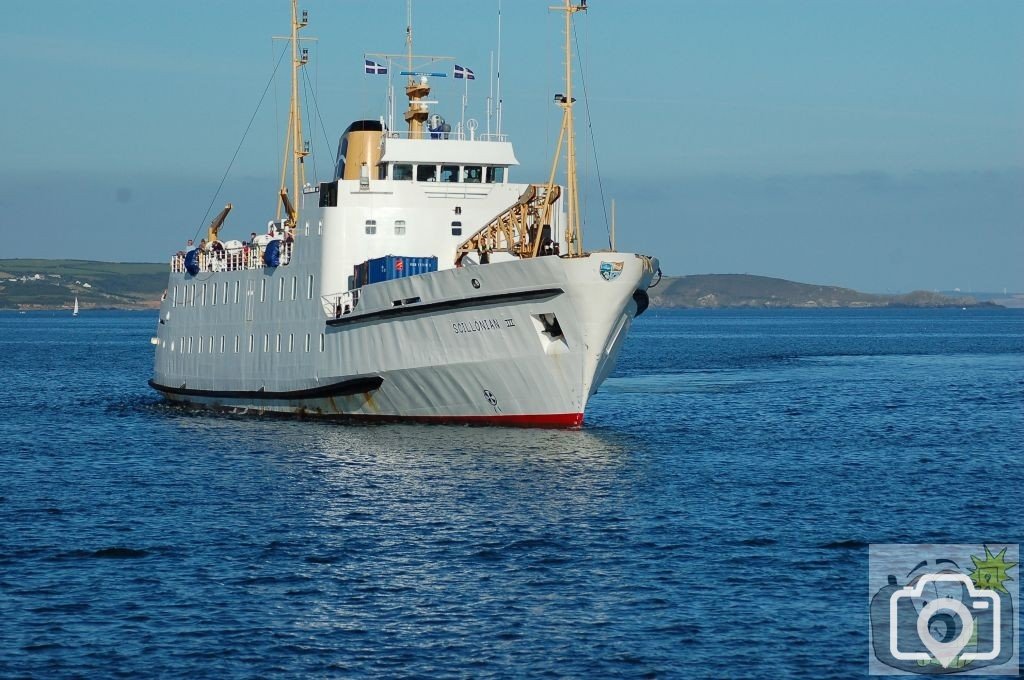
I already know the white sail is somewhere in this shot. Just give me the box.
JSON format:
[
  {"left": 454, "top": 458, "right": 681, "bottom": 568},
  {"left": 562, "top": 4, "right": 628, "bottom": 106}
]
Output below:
[{"left": 73, "top": 297, "right": 79, "bottom": 317}]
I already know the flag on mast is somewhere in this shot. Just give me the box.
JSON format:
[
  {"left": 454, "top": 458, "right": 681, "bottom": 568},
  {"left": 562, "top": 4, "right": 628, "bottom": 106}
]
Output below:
[
  {"left": 454, "top": 64, "right": 475, "bottom": 80},
  {"left": 364, "top": 59, "right": 388, "bottom": 75}
]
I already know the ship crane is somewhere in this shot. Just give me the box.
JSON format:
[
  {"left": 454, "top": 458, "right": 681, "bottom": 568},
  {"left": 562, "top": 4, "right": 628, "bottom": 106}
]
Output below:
[{"left": 456, "top": 0, "right": 588, "bottom": 264}]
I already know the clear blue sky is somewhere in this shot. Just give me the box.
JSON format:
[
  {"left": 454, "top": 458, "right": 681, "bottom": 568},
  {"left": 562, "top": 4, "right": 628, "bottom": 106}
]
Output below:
[{"left": 2, "top": 0, "right": 1022, "bottom": 293}]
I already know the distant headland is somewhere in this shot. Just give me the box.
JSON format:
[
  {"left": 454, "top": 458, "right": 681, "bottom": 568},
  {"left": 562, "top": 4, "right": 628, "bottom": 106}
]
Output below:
[
  {"left": 649, "top": 274, "right": 1011, "bottom": 309},
  {"left": 0, "top": 259, "right": 1013, "bottom": 311}
]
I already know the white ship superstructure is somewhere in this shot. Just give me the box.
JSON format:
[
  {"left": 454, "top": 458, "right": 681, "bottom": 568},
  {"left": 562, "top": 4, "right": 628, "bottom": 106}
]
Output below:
[{"left": 150, "top": 0, "right": 660, "bottom": 427}]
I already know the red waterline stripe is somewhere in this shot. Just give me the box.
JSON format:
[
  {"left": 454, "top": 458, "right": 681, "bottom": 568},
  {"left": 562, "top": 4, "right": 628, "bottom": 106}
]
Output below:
[{"left": 338, "top": 411, "right": 585, "bottom": 429}]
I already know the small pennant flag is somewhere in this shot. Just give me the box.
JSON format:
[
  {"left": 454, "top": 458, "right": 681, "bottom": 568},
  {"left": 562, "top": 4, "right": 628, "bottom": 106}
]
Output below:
[
  {"left": 364, "top": 59, "right": 388, "bottom": 75},
  {"left": 454, "top": 64, "right": 475, "bottom": 80}
]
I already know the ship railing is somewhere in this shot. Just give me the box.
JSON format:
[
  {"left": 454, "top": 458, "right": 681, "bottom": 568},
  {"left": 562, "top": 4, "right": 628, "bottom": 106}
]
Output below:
[
  {"left": 383, "top": 128, "right": 509, "bottom": 143},
  {"left": 169, "top": 241, "right": 294, "bottom": 273},
  {"left": 322, "top": 290, "right": 360, "bottom": 319}
]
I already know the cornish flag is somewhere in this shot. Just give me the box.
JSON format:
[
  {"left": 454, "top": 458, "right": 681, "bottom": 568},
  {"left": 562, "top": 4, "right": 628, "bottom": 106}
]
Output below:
[
  {"left": 454, "top": 64, "right": 475, "bottom": 80},
  {"left": 364, "top": 59, "right": 388, "bottom": 75}
]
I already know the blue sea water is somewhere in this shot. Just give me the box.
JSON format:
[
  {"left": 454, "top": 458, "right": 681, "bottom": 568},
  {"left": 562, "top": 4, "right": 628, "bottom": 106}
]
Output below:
[{"left": 1, "top": 308, "right": 1022, "bottom": 678}]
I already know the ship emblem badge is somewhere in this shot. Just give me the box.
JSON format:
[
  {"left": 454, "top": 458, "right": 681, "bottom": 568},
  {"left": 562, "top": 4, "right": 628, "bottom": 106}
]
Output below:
[{"left": 600, "top": 261, "right": 623, "bottom": 281}]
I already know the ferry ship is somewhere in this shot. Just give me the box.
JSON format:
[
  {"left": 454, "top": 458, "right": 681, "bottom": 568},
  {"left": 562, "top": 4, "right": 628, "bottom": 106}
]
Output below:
[{"left": 149, "top": 0, "right": 660, "bottom": 427}]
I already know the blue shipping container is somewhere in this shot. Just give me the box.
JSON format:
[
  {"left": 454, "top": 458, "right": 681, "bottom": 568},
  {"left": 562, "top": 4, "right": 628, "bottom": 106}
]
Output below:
[{"left": 354, "top": 255, "right": 438, "bottom": 287}]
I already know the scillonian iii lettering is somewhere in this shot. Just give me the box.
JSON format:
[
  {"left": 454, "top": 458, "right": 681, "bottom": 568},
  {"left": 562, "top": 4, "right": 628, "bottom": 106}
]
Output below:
[{"left": 452, "top": 318, "right": 504, "bottom": 334}]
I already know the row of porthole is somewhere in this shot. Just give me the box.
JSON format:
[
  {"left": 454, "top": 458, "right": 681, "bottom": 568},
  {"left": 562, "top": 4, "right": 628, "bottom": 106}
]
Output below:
[
  {"left": 171, "top": 275, "right": 317, "bottom": 308},
  {"left": 168, "top": 333, "right": 326, "bottom": 355}
]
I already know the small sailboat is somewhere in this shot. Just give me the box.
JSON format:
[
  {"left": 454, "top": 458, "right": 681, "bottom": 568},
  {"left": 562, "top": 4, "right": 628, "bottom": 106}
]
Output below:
[{"left": 73, "top": 297, "right": 79, "bottom": 317}]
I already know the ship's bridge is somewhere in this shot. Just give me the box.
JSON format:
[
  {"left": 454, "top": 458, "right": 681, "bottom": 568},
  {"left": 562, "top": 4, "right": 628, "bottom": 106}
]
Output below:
[
  {"left": 379, "top": 137, "right": 518, "bottom": 184},
  {"left": 334, "top": 119, "right": 519, "bottom": 185}
]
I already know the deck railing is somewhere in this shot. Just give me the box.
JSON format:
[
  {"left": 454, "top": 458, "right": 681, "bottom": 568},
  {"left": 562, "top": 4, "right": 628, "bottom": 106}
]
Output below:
[
  {"left": 170, "top": 242, "right": 294, "bottom": 274},
  {"left": 321, "top": 290, "right": 360, "bottom": 318}
]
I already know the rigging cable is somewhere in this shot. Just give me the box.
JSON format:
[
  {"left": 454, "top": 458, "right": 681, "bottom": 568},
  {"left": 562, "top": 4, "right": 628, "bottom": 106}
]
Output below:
[
  {"left": 301, "top": 67, "right": 318, "bottom": 182},
  {"left": 301, "top": 65, "right": 336, "bottom": 178},
  {"left": 193, "top": 43, "right": 290, "bottom": 243},
  {"left": 573, "top": 21, "right": 611, "bottom": 250}
]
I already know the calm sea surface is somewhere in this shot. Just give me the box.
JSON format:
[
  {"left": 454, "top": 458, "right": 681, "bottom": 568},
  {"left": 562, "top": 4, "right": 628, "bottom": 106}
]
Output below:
[{"left": 1, "top": 308, "right": 1022, "bottom": 678}]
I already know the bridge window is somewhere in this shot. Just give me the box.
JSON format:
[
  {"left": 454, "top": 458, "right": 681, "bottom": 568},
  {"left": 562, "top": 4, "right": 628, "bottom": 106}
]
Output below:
[
  {"left": 365, "top": 219, "right": 377, "bottom": 235},
  {"left": 440, "top": 165, "right": 460, "bottom": 183},
  {"left": 394, "top": 220, "right": 406, "bottom": 235},
  {"left": 465, "top": 166, "right": 482, "bottom": 183},
  {"left": 486, "top": 166, "right": 505, "bottom": 184},
  {"left": 451, "top": 220, "right": 463, "bottom": 236},
  {"left": 393, "top": 163, "right": 412, "bottom": 181},
  {"left": 416, "top": 164, "right": 437, "bottom": 182}
]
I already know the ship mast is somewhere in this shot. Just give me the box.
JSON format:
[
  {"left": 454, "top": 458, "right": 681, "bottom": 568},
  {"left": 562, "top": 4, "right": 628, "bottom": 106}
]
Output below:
[
  {"left": 277, "top": 0, "right": 309, "bottom": 230},
  {"left": 544, "top": 0, "right": 587, "bottom": 257},
  {"left": 402, "top": 0, "right": 431, "bottom": 139}
]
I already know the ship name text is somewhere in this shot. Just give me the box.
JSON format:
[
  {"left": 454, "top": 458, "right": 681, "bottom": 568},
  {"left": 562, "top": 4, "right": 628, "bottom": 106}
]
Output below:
[{"left": 452, "top": 318, "right": 516, "bottom": 335}]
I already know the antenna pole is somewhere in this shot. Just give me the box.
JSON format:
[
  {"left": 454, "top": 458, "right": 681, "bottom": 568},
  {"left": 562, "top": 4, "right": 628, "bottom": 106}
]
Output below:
[
  {"left": 496, "top": 0, "right": 503, "bottom": 136},
  {"left": 406, "top": 0, "right": 414, "bottom": 78},
  {"left": 461, "top": 71, "right": 469, "bottom": 138},
  {"left": 487, "top": 51, "right": 494, "bottom": 138},
  {"left": 610, "top": 198, "right": 616, "bottom": 251}
]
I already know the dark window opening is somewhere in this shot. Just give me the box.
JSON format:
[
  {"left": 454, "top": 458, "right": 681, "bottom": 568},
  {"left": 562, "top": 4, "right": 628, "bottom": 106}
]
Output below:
[
  {"left": 319, "top": 181, "right": 338, "bottom": 207},
  {"left": 417, "top": 164, "right": 437, "bottom": 182},
  {"left": 440, "top": 165, "right": 460, "bottom": 182},
  {"left": 393, "top": 164, "right": 413, "bottom": 181}
]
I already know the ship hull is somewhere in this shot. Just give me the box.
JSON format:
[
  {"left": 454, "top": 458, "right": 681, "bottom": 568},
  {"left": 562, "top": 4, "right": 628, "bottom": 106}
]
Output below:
[{"left": 151, "top": 253, "right": 655, "bottom": 428}]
